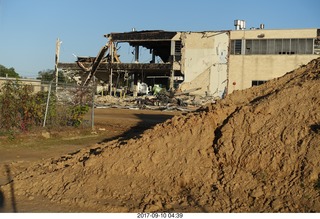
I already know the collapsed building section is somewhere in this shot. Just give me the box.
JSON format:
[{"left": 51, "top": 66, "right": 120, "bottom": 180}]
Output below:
[
  {"left": 106, "top": 30, "right": 179, "bottom": 93},
  {"left": 58, "top": 24, "right": 320, "bottom": 98},
  {"left": 58, "top": 30, "right": 229, "bottom": 98}
]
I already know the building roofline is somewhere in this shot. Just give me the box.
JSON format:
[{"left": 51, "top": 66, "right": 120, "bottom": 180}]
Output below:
[
  {"left": 105, "top": 30, "right": 177, "bottom": 42},
  {"left": 230, "top": 27, "right": 319, "bottom": 31},
  {"left": 0, "top": 77, "right": 41, "bottom": 82},
  {"left": 104, "top": 28, "right": 319, "bottom": 41}
]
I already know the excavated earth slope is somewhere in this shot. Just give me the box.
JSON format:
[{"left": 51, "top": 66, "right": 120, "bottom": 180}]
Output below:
[{"left": 1, "top": 58, "right": 320, "bottom": 212}]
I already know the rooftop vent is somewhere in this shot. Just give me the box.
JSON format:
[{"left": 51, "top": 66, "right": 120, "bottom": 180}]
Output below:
[{"left": 234, "top": 20, "right": 246, "bottom": 30}]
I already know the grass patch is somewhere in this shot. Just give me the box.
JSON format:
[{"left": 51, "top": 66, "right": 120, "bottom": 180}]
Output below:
[{"left": 0, "top": 127, "right": 100, "bottom": 150}]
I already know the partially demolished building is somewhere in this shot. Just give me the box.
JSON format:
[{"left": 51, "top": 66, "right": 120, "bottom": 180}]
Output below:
[{"left": 58, "top": 21, "right": 320, "bottom": 98}]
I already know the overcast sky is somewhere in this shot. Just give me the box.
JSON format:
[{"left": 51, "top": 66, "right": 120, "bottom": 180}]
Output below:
[{"left": 0, "top": 0, "right": 319, "bottom": 78}]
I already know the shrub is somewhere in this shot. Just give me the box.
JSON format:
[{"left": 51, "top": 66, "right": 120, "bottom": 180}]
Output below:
[{"left": 0, "top": 80, "right": 92, "bottom": 134}]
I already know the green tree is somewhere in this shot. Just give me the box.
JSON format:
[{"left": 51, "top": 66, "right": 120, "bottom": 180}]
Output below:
[
  {"left": 37, "top": 69, "right": 54, "bottom": 82},
  {"left": 37, "top": 69, "right": 67, "bottom": 83},
  {"left": 0, "top": 64, "right": 20, "bottom": 78}
]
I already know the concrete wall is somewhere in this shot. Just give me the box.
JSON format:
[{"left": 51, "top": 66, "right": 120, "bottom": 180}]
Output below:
[
  {"left": 228, "top": 55, "right": 318, "bottom": 92},
  {"left": 179, "top": 31, "right": 229, "bottom": 97},
  {"left": 228, "top": 28, "right": 319, "bottom": 93},
  {"left": 0, "top": 77, "right": 45, "bottom": 93},
  {"left": 230, "top": 28, "right": 317, "bottom": 39}
]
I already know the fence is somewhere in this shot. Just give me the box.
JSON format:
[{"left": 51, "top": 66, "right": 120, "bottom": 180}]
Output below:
[{"left": 0, "top": 80, "right": 95, "bottom": 134}]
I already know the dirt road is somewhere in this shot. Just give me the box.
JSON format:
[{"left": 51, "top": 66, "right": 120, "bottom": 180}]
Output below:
[
  {"left": 0, "top": 108, "right": 179, "bottom": 163},
  {"left": 0, "top": 108, "right": 180, "bottom": 212}
]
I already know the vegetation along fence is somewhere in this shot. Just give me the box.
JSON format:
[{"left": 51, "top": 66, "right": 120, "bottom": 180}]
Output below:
[{"left": 0, "top": 80, "right": 94, "bottom": 135}]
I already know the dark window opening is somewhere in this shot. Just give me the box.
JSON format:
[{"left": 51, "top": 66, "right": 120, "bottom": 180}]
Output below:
[
  {"left": 252, "top": 80, "right": 267, "bottom": 86},
  {"left": 235, "top": 40, "right": 242, "bottom": 54},
  {"left": 231, "top": 40, "right": 242, "bottom": 55},
  {"left": 314, "top": 39, "right": 320, "bottom": 54},
  {"left": 246, "top": 40, "right": 252, "bottom": 54},
  {"left": 175, "top": 41, "right": 182, "bottom": 54},
  {"left": 174, "top": 41, "right": 182, "bottom": 61}
]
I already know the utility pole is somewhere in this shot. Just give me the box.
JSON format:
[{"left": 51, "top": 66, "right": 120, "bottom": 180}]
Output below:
[
  {"left": 109, "top": 40, "right": 113, "bottom": 95},
  {"left": 55, "top": 38, "right": 62, "bottom": 92},
  {"left": 91, "top": 76, "right": 95, "bottom": 131}
]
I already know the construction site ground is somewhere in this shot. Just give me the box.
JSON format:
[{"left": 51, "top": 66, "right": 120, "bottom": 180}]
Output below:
[
  {"left": 0, "top": 108, "right": 180, "bottom": 212},
  {"left": 0, "top": 58, "right": 320, "bottom": 213}
]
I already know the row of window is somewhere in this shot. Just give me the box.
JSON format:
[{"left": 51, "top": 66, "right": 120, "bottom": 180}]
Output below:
[{"left": 231, "top": 38, "right": 318, "bottom": 55}]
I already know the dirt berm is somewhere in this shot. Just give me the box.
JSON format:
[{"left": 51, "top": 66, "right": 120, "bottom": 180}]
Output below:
[{"left": 1, "top": 58, "right": 320, "bottom": 212}]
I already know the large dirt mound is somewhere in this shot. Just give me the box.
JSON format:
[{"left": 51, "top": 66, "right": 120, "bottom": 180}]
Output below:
[{"left": 2, "top": 58, "right": 320, "bottom": 212}]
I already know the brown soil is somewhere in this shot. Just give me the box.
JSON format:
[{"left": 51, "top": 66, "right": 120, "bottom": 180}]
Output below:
[
  {"left": 1, "top": 58, "right": 320, "bottom": 212},
  {"left": 0, "top": 108, "right": 179, "bottom": 212}
]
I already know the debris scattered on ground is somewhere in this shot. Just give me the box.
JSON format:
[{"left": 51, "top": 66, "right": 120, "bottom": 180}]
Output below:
[{"left": 95, "top": 91, "right": 217, "bottom": 112}]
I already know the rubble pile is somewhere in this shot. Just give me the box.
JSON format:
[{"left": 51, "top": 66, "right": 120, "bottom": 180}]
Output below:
[
  {"left": 95, "top": 92, "right": 217, "bottom": 112},
  {"left": 1, "top": 58, "right": 320, "bottom": 212}
]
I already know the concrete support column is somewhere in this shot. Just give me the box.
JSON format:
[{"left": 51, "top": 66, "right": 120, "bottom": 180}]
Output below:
[
  {"left": 170, "top": 70, "right": 174, "bottom": 91},
  {"left": 135, "top": 45, "right": 139, "bottom": 63},
  {"left": 151, "top": 49, "right": 155, "bottom": 63}
]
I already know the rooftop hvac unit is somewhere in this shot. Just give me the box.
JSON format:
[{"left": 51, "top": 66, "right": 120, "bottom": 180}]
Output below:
[{"left": 234, "top": 20, "right": 246, "bottom": 30}]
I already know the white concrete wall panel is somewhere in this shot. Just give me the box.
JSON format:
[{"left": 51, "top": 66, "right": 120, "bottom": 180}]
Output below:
[{"left": 180, "top": 32, "right": 229, "bottom": 97}]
